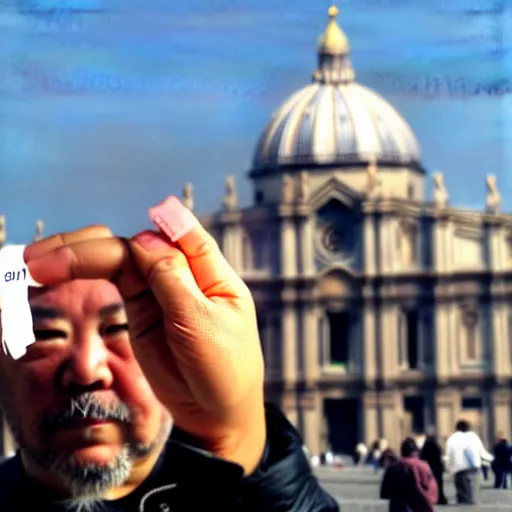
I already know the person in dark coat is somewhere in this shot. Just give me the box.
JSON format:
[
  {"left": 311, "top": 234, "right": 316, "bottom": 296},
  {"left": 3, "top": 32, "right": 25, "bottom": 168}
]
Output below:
[
  {"left": 380, "top": 437, "right": 438, "bottom": 512},
  {"left": 0, "top": 220, "right": 339, "bottom": 512},
  {"left": 492, "top": 436, "right": 512, "bottom": 489},
  {"left": 420, "top": 435, "right": 449, "bottom": 504}
]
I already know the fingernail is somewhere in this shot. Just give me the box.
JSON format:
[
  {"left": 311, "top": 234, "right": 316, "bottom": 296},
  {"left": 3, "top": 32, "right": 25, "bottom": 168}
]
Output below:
[{"left": 132, "top": 231, "right": 172, "bottom": 251}]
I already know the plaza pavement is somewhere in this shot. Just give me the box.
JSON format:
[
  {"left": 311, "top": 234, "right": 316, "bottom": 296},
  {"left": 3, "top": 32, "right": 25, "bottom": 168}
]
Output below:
[{"left": 315, "top": 466, "right": 512, "bottom": 511}]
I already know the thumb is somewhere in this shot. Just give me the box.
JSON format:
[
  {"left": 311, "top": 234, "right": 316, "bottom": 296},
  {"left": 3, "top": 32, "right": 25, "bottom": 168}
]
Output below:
[{"left": 130, "top": 230, "right": 204, "bottom": 310}]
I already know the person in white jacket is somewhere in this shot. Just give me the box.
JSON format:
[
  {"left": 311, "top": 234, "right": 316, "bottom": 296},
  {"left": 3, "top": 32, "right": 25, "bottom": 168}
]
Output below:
[{"left": 445, "top": 420, "right": 494, "bottom": 504}]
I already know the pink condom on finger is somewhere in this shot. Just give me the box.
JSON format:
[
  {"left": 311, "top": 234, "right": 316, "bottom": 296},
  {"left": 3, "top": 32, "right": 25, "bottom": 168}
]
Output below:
[{"left": 148, "top": 195, "right": 199, "bottom": 243}]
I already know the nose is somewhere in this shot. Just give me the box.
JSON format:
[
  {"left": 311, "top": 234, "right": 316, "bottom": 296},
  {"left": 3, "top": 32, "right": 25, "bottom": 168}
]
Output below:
[{"left": 60, "top": 328, "right": 114, "bottom": 390}]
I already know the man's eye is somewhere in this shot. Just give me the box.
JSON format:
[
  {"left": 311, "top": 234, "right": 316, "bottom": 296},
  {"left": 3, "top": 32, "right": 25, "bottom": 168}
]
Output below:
[
  {"left": 101, "top": 323, "right": 129, "bottom": 336},
  {"left": 33, "top": 329, "right": 66, "bottom": 341}
]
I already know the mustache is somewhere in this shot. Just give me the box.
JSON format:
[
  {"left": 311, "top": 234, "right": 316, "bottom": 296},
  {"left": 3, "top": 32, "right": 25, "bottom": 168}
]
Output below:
[{"left": 38, "top": 393, "right": 133, "bottom": 438}]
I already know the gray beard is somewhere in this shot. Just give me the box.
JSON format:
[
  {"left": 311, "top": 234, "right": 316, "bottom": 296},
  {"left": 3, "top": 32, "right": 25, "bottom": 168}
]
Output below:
[{"left": 0, "top": 387, "right": 171, "bottom": 504}]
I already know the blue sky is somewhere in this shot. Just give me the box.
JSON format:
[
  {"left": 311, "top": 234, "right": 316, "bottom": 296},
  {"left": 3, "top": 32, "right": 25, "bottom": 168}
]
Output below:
[{"left": 0, "top": 0, "right": 510, "bottom": 242}]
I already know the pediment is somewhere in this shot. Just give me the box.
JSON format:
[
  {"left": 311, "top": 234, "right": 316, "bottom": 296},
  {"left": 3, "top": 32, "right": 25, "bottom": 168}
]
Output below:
[{"left": 310, "top": 177, "right": 362, "bottom": 211}]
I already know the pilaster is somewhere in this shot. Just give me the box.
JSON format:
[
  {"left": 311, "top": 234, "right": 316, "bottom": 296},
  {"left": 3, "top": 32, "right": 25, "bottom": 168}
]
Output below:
[
  {"left": 219, "top": 212, "right": 243, "bottom": 273},
  {"left": 492, "top": 389, "right": 511, "bottom": 439},
  {"left": 432, "top": 214, "right": 452, "bottom": 273},
  {"left": 380, "top": 304, "right": 398, "bottom": 381},
  {"left": 362, "top": 292, "right": 377, "bottom": 383},
  {"left": 486, "top": 219, "right": 507, "bottom": 272},
  {"left": 435, "top": 389, "right": 458, "bottom": 445},
  {"left": 301, "top": 391, "right": 321, "bottom": 455},
  {"left": 282, "top": 305, "right": 298, "bottom": 386},
  {"left": 434, "top": 300, "right": 451, "bottom": 382},
  {"left": 282, "top": 389, "right": 298, "bottom": 428},
  {"left": 363, "top": 210, "right": 376, "bottom": 276},
  {"left": 378, "top": 215, "right": 394, "bottom": 273},
  {"left": 303, "top": 306, "right": 319, "bottom": 384},
  {"left": 362, "top": 392, "right": 379, "bottom": 446},
  {"left": 380, "top": 391, "right": 401, "bottom": 450},
  {"left": 299, "top": 213, "right": 316, "bottom": 277},
  {"left": 280, "top": 215, "right": 298, "bottom": 278},
  {"left": 491, "top": 302, "right": 508, "bottom": 381}
]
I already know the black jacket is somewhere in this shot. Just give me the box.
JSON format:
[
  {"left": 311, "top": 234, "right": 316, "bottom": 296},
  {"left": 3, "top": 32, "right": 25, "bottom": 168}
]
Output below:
[{"left": 0, "top": 403, "right": 339, "bottom": 511}]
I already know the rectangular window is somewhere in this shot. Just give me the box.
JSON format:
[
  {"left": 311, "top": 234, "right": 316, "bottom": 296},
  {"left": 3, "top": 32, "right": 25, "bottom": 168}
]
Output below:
[
  {"left": 406, "top": 310, "right": 419, "bottom": 369},
  {"left": 422, "top": 314, "right": 433, "bottom": 366},
  {"left": 327, "top": 312, "right": 350, "bottom": 365},
  {"left": 399, "top": 309, "right": 420, "bottom": 370}
]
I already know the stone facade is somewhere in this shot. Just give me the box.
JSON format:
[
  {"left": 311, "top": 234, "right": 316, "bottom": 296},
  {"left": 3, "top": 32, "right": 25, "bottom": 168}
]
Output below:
[{"left": 199, "top": 170, "right": 512, "bottom": 455}]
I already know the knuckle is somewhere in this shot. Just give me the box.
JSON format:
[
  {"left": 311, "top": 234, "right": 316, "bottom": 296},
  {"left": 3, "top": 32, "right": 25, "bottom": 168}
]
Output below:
[
  {"left": 86, "top": 224, "right": 114, "bottom": 238},
  {"left": 192, "top": 233, "right": 219, "bottom": 258},
  {"left": 147, "top": 252, "right": 187, "bottom": 280}
]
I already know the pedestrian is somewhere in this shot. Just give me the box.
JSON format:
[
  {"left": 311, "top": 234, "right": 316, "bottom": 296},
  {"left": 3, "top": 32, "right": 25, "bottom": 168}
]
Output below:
[
  {"left": 491, "top": 435, "right": 512, "bottom": 489},
  {"left": 380, "top": 437, "right": 438, "bottom": 512},
  {"left": 445, "top": 419, "right": 494, "bottom": 504},
  {"left": 420, "top": 435, "right": 448, "bottom": 504}
]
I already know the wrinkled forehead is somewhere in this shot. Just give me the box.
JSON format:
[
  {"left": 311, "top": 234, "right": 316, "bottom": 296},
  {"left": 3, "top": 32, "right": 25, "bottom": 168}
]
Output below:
[{"left": 28, "top": 279, "right": 123, "bottom": 317}]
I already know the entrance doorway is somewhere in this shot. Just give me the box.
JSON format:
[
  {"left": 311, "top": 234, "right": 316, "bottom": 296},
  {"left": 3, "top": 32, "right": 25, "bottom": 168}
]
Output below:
[
  {"left": 323, "top": 398, "right": 359, "bottom": 455},
  {"left": 404, "top": 396, "right": 425, "bottom": 435}
]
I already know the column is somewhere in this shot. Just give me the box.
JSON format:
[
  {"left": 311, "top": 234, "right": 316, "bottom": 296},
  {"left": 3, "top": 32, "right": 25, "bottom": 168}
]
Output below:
[
  {"left": 299, "top": 215, "right": 315, "bottom": 276},
  {"left": 303, "top": 306, "right": 319, "bottom": 384},
  {"left": 363, "top": 392, "right": 379, "bottom": 446},
  {"left": 486, "top": 222, "right": 507, "bottom": 272},
  {"left": 378, "top": 217, "right": 394, "bottom": 273},
  {"left": 282, "top": 306, "right": 298, "bottom": 386},
  {"left": 220, "top": 219, "right": 243, "bottom": 273},
  {"left": 362, "top": 298, "right": 377, "bottom": 384},
  {"left": 434, "top": 302, "right": 451, "bottom": 382},
  {"left": 363, "top": 210, "right": 376, "bottom": 275},
  {"left": 448, "top": 303, "right": 461, "bottom": 377},
  {"left": 380, "top": 304, "right": 398, "bottom": 381},
  {"left": 282, "top": 390, "right": 298, "bottom": 427},
  {"left": 432, "top": 216, "right": 450, "bottom": 273},
  {"left": 280, "top": 218, "right": 297, "bottom": 278},
  {"left": 435, "top": 390, "right": 458, "bottom": 445},
  {"left": 492, "top": 390, "right": 511, "bottom": 439},
  {"left": 380, "top": 391, "right": 400, "bottom": 450},
  {"left": 491, "top": 302, "right": 508, "bottom": 380},
  {"left": 301, "top": 392, "right": 321, "bottom": 456}
]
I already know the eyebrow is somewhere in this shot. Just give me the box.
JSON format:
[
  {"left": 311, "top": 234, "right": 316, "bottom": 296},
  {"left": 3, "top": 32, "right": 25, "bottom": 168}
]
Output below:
[
  {"left": 98, "top": 303, "right": 125, "bottom": 318},
  {"left": 30, "top": 302, "right": 125, "bottom": 321}
]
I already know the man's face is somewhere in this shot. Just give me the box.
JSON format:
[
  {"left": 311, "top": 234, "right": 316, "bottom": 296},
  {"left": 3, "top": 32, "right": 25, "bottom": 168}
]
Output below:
[{"left": 0, "top": 279, "right": 169, "bottom": 499}]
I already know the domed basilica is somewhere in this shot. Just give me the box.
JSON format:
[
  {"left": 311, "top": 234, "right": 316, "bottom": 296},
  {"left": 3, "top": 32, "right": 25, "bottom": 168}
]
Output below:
[
  {"left": 198, "top": 6, "right": 512, "bottom": 454},
  {"left": 0, "top": 6, "right": 511, "bottom": 457}
]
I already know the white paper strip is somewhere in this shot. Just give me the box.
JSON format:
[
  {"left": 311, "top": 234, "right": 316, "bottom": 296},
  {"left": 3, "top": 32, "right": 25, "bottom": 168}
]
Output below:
[{"left": 0, "top": 245, "right": 42, "bottom": 359}]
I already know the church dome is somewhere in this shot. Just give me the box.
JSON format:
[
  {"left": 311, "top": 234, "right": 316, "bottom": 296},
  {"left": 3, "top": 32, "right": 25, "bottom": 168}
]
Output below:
[{"left": 251, "top": 6, "right": 421, "bottom": 175}]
